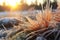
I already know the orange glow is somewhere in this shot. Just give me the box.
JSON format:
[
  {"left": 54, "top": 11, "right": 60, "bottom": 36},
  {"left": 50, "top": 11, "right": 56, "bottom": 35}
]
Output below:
[
  {"left": 0, "top": 0, "right": 46, "bottom": 6},
  {"left": 0, "top": 0, "right": 4, "bottom": 5},
  {"left": 0, "top": 0, "right": 21, "bottom": 9},
  {"left": 5, "top": 0, "right": 21, "bottom": 6},
  {"left": 0, "top": 0, "right": 56, "bottom": 6}
]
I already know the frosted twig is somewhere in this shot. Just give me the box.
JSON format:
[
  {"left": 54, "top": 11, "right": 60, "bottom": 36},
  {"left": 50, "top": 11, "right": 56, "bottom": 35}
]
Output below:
[{"left": 1, "top": 24, "right": 7, "bottom": 30}]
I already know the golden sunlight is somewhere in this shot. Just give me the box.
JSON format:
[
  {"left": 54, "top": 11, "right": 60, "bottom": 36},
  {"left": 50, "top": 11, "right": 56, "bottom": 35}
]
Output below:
[
  {"left": 0, "top": 0, "right": 21, "bottom": 9},
  {"left": 0, "top": 0, "right": 45, "bottom": 6},
  {"left": 5, "top": 0, "right": 21, "bottom": 7},
  {"left": 0, "top": 0, "right": 4, "bottom": 5}
]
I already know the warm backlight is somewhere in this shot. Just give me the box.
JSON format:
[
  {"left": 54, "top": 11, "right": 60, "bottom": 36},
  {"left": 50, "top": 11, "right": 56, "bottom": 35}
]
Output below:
[
  {"left": 0, "top": 0, "right": 45, "bottom": 6},
  {"left": 5, "top": 0, "right": 20, "bottom": 6},
  {"left": 0, "top": 0, "right": 56, "bottom": 8},
  {"left": 0, "top": 0, "right": 21, "bottom": 9},
  {"left": 0, "top": 0, "right": 4, "bottom": 5}
]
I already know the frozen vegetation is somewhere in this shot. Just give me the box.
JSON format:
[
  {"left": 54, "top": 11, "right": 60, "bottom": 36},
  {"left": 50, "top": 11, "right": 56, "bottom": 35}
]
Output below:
[{"left": 0, "top": 10, "right": 60, "bottom": 40}]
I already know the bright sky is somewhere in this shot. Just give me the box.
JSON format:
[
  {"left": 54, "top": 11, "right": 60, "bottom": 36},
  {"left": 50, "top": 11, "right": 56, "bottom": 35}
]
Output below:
[
  {"left": 0, "top": 0, "right": 59, "bottom": 7},
  {"left": 37, "top": 0, "right": 45, "bottom": 5},
  {"left": 57, "top": 0, "right": 60, "bottom": 2},
  {"left": 25, "top": 0, "right": 36, "bottom": 5},
  {"left": 0, "top": 0, "right": 21, "bottom": 6},
  {"left": 0, "top": 0, "right": 46, "bottom": 6},
  {"left": 6, "top": 0, "right": 21, "bottom": 6},
  {"left": 50, "top": 0, "right": 54, "bottom": 2},
  {"left": 0, "top": 0, "right": 4, "bottom": 5}
]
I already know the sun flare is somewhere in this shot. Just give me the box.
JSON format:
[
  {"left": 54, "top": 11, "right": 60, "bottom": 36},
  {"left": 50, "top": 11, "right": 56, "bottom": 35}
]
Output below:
[
  {"left": 5, "top": 0, "right": 21, "bottom": 7},
  {"left": 0, "top": 0, "right": 4, "bottom": 5},
  {"left": 0, "top": 0, "right": 21, "bottom": 9},
  {"left": 0, "top": 0, "right": 50, "bottom": 6}
]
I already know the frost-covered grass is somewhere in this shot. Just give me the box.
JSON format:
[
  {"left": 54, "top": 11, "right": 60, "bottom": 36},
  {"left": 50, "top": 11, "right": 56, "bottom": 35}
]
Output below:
[{"left": 0, "top": 10, "right": 60, "bottom": 40}]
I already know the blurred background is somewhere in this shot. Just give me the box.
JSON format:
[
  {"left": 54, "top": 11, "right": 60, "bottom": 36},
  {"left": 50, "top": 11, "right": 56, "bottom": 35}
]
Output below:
[{"left": 0, "top": 0, "right": 60, "bottom": 11}]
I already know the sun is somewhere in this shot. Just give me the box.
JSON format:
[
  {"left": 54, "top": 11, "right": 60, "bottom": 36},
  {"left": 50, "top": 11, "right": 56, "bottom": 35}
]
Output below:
[
  {"left": 5, "top": 0, "right": 21, "bottom": 8},
  {"left": 0, "top": 0, "right": 45, "bottom": 6},
  {"left": 0, "top": 0, "right": 4, "bottom": 5}
]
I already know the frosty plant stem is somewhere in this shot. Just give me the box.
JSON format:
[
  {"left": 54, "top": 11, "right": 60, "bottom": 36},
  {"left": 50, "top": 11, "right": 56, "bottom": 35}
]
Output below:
[{"left": 2, "top": 24, "right": 7, "bottom": 30}]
